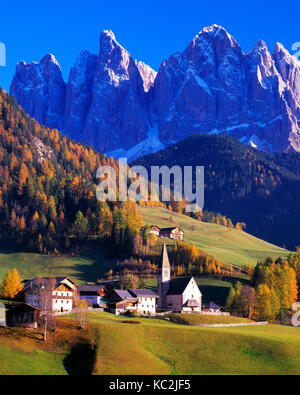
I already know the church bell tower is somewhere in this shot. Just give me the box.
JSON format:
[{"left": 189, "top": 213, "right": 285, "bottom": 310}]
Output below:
[{"left": 157, "top": 244, "right": 171, "bottom": 308}]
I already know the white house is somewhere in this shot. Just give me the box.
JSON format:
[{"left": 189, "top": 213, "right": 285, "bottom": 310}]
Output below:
[
  {"left": 128, "top": 289, "right": 158, "bottom": 316},
  {"left": 157, "top": 244, "right": 202, "bottom": 313},
  {"left": 22, "top": 277, "right": 77, "bottom": 313},
  {"left": 159, "top": 227, "right": 184, "bottom": 241},
  {"left": 150, "top": 225, "right": 160, "bottom": 236},
  {"left": 107, "top": 289, "right": 159, "bottom": 316}
]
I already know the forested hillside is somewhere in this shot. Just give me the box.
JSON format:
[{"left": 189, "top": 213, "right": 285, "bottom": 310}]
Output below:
[
  {"left": 134, "top": 134, "right": 300, "bottom": 249},
  {"left": 0, "top": 89, "right": 142, "bottom": 254}
]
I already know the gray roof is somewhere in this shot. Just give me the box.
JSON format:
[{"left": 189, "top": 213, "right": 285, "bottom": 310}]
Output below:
[
  {"left": 207, "top": 301, "right": 220, "bottom": 310},
  {"left": 129, "top": 289, "right": 159, "bottom": 298},
  {"left": 78, "top": 284, "right": 105, "bottom": 293},
  {"left": 184, "top": 299, "right": 200, "bottom": 307},
  {"left": 167, "top": 277, "right": 193, "bottom": 295},
  {"left": 23, "top": 277, "right": 76, "bottom": 292},
  {"left": 113, "top": 290, "right": 136, "bottom": 300}
]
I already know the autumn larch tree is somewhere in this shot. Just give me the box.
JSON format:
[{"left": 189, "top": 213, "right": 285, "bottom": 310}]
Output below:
[{"left": 0, "top": 268, "right": 23, "bottom": 299}]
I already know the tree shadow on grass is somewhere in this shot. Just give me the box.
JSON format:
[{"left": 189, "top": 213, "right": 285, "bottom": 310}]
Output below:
[{"left": 63, "top": 342, "right": 96, "bottom": 375}]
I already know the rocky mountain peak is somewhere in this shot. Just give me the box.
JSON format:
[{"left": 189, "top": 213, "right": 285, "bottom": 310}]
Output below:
[{"left": 9, "top": 26, "right": 300, "bottom": 158}]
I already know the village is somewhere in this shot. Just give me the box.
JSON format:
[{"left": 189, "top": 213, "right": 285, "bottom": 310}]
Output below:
[{"left": 1, "top": 242, "right": 225, "bottom": 328}]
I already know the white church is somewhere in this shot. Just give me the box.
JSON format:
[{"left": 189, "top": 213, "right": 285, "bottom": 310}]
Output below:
[{"left": 157, "top": 244, "right": 202, "bottom": 313}]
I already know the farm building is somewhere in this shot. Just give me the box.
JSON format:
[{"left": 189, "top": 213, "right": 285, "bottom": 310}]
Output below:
[
  {"left": 22, "top": 277, "right": 77, "bottom": 313},
  {"left": 78, "top": 284, "right": 106, "bottom": 307},
  {"left": 159, "top": 227, "right": 184, "bottom": 241},
  {"left": 204, "top": 301, "right": 221, "bottom": 313},
  {"left": 107, "top": 290, "right": 138, "bottom": 315},
  {"left": 128, "top": 289, "right": 159, "bottom": 316},
  {"left": 149, "top": 225, "right": 160, "bottom": 236},
  {"left": 158, "top": 244, "right": 202, "bottom": 313},
  {"left": 107, "top": 289, "right": 159, "bottom": 316},
  {"left": 4, "top": 302, "right": 40, "bottom": 327}
]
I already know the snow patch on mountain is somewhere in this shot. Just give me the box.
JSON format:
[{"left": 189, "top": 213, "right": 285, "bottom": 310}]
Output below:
[{"left": 106, "top": 125, "right": 165, "bottom": 162}]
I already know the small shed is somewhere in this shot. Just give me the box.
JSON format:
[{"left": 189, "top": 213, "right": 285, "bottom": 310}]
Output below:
[
  {"left": 205, "top": 301, "right": 221, "bottom": 312},
  {"left": 5, "top": 302, "right": 40, "bottom": 327}
]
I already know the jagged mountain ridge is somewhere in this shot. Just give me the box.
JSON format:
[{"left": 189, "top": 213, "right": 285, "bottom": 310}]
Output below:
[{"left": 10, "top": 25, "right": 300, "bottom": 160}]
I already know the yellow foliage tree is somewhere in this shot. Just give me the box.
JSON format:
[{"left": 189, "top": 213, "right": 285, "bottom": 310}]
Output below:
[{"left": 0, "top": 268, "right": 23, "bottom": 299}]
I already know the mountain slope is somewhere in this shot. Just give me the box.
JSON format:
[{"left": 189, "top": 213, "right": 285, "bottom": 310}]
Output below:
[
  {"left": 0, "top": 88, "right": 143, "bottom": 256},
  {"left": 10, "top": 25, "right": 300, "bottom": 157},
  {"left": 139, "top": 207, "right": 290, "bottom": 267},
  {"left": 2, "top": 316, "right": 300, "bottom": 375},
  {"left": 134, "top": 133, "right": 300, "bottom": 249}
]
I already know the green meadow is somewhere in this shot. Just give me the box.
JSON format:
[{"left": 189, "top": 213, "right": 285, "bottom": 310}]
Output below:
[
  {"left": 0, "top": 250, "right": 108, "bottom": 283},
  {"left": 1, "top": 312, "right": 300, "bottom": 375},
  {"left": 0, "top": 206, "right": 290, "bottom": 283},
  {"left": 139, "top": 206, "right": 290, "bottom": 266}
]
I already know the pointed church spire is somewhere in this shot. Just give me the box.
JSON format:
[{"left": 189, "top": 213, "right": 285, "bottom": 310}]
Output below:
[{"left": 161, "top": 244, "right": 170, "bottom": 269}]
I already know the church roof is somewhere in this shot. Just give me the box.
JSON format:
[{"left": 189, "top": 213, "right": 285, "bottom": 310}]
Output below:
[
  {"left": 161, "top": 244, "right": 170, "bottom": 269},
  {"left": 166, "top": 277, "right": 193, "bottom": 295}
]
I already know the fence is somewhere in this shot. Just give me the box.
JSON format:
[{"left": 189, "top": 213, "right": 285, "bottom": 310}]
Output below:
[
  {"left": 199, "top": 311, "right": 230, "bottom": 316},
  {"left": 54, "top": 307, "right": 105, "bottom": 316},
  {"left": 189, "top": 321, "right": 269, "bottom": 328}
]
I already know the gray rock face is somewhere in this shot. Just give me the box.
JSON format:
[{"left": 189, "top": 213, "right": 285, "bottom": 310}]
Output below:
[
  {"left": 153, "top": 25, "right": 300, "bottom": 153},
  {"left": 10, "top": 54, "right": 66, "bottom": 130},
  {"left": 9, "top": 25, "right": 300, "bottom": 157},
  {"left": 63, "top": 51, "right": 97, "bottom": 141},
  {"left": 82, "top": 30, "right": 149, "bottom": 152}
]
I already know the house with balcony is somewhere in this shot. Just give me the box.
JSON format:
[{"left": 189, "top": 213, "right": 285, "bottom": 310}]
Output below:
[
  {"left": 107, "top": 288, "right": 159, "bottom": 316},
  {"left": 22, "top": 277, "right": 77, "bottom": 313},
  {"left": 128, "top": 289, "right": 159, "bottom": 316},
  {"left": 159, "top": 227, "right": 184, "bottom": 241},
  {"left": 107, "top": 289, "right": 138, "bottom": 315}
]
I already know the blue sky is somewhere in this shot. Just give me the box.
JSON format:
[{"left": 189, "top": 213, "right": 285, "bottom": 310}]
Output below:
[{"left": 0, "top": 0, "right": 300, "bottom": 91}]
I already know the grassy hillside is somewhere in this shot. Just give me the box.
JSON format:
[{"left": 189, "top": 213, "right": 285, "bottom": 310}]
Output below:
[
  {"left": 139, "top": 206, "right": 290, "bottom": 267},
  {"left": 0, "top": 250, "right": 109, "bottom": 283},
  {"left": 134, "top": 133, "right": 300, "bottom": 249},
  {"left": 2, "top": 313, "right": 300, "bottom": 375},
  {"left": 165, "top": 313, "right": 253, "bottom": 325},
  {"left": 70, "top": 312, "right": 300, "bottom": 375},
  {"left": 0, "top": 205, "right": 289, "bottom": 283},
  {"left": 0, "top": 327, "right": 68, "bottom": 375}
]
